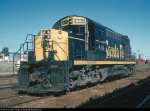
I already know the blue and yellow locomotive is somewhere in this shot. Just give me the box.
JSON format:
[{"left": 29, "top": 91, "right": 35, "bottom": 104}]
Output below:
[{"left": 15, "top": 15, "right": 136, "bottom": 93}]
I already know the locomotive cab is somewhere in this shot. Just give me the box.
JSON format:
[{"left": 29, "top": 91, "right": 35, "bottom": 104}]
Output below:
[{"left": 53, "top": 16, "right": 96, "bottom": 60}]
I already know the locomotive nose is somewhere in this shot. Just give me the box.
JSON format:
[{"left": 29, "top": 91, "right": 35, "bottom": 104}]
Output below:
[{"left": 29, "top": 70, "right": 53, "bottom": 89}]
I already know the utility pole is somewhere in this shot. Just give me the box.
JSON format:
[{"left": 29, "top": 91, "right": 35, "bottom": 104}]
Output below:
[{"left": 138, "top": 50, "right": 140, "bottom": 59}]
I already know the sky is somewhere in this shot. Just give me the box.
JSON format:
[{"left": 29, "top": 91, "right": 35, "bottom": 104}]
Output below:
[{"left": 0, "top": 0, "right": 150, "bottom": 59}]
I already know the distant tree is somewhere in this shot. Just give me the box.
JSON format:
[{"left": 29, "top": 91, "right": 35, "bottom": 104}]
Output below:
[{"left": 1, "top": 47, "right": 9, "bottom": 56}]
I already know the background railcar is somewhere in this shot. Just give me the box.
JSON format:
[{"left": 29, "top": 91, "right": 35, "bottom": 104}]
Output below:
[{"left": 14, "top": 15, "right": 136, "bottom": 94}]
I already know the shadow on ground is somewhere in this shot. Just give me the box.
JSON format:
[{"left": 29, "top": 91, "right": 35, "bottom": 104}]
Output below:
[{"left": 77, "top": 75, "right": 150, "bottom": 108}]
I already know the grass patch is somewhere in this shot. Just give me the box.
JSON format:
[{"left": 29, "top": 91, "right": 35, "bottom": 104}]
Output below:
[{"left": 0, "top": 61, "right": 18, "bottom": 73}]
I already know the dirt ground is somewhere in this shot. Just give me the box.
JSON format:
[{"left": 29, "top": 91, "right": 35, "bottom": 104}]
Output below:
[
  {"left": 78, "top": 74, "right": 150, "bottom": 108},
  {"left": 0, "top": 75, "right": 17, "bottom": 85},
  {"left": 15, "top": 69, "right": 150, "bottom": 108}
]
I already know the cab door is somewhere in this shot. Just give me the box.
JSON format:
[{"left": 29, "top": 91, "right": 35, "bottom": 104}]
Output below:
[{"left": 88, "top": 22, "right": 95, "bottom": 50}]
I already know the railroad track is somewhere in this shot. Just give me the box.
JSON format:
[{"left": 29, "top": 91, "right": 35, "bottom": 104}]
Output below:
[
  {"left": 0, "top": 93, "right": 68, "bottom": 108},
  {"left": 0, "top": 93, "right": 50, "bottom": 108},
  {"left": 0, "top": 94, "right": 18, "bottom": 101},
  {"left": 79, "top": 75, "right": 150, "bottom": 108},
  {"left": 8, "top": 96, "right": 46, "bottom": 108},
  {"left": 136, "top": 93, "right": 150, "bottom": 108},
  {"left": 0, "top": 83, "right": 15, "bottom": 89}
]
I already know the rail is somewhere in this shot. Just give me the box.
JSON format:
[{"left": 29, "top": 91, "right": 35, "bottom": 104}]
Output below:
[
  {"left": 136, "top": 93, "right": 150, "bottom": 108},
  {"left": 0, "top": 83, "right": 15, "bottom": 89}
]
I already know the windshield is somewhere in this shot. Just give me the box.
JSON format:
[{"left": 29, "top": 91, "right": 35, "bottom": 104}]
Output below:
[{"left": 63, "top": 25, "right": 85, "bottom": 38}]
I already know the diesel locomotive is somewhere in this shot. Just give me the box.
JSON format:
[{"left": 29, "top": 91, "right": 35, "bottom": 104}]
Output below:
[{"left": 14, "top": 15, "right": 136, "bottom": 93}]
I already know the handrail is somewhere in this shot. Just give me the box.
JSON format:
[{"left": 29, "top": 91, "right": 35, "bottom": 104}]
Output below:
[
  {"left": 25, "top": 34, "right": 36, "bottom": 43},
  {"left": 13, "top": 34, "right": 36, "bottom": 74},
  {"left": 43, "top": 40, "right": 68, "bottom": 61},
  {"left": 13, "top": 42, "right": 27, "bottom": 74},
  {"left": 54, "top": 52, "right": 61, "bottom": 61},
  {"left": 52, "top": 41, "right": 68, "bottom": 56}
]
